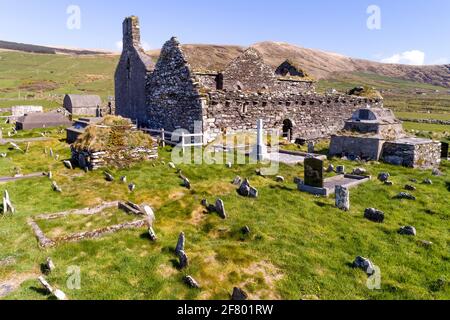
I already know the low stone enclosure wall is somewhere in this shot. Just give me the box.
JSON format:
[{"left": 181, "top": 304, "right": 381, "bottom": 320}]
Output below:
[
  {"left": 330, "top": 135, "right": 441, "bottom": 169},
  {"left": 27, "top": 201, "right": 148, "bottom": 248},
  {"left": 202, "top": 91, "right": 383, "bottom": 142},
  {"left": 71, "top": 145, "right": 158, "bottom": 170}
]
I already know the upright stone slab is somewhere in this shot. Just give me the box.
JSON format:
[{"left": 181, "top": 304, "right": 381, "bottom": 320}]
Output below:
[
  {"left": 254, "top": 119, "right": 267, "bottom": 162},
  {"left": 304, "top": 158, "right": 324, "bottom": 188},
  {"left": 442, "top": 142, "right": 449, "bottom": 159},
  {"left": 335, "top": 185, "right": 350, "bottom": 211},
  {"left": 308, "top": 142, "right": 315, "bottom": 154}
]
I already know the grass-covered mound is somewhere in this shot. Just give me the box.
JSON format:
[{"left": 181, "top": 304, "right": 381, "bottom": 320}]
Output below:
[
  {"left": 73, "top": 116, "right": 154, "bottom": 152},
  {"left": 72, "top": 116, "right": 157, "bottom": 169},
  {"left": 348, "top": 86, "right": 383, "bottom": 100}
]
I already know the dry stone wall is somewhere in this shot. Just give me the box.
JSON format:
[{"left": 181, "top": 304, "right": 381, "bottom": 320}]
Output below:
[{"left": 203, "top": 91, "right": 383, "bottom": 141}]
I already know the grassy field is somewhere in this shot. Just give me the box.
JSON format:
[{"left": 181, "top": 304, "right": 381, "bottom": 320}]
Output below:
[{"left": 0, "top": 131, "right": 449, "bottom": 300}]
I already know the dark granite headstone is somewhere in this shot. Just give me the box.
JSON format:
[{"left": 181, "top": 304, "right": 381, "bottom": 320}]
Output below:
[
  {"left": 441, "top": 142, "right": 449, "bottom": 159},
  {"left": 359, "top": 109, "right": 370, "bottom": 120},
  {"left": 304, "top": 158, "right": 324, "bottom": 188}
]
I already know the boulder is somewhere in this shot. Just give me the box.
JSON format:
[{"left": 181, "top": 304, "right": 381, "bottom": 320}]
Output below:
[
  {"left": 399, "top": 226, "right": 417, "bottom": 236},
  {"left": 276, "top": 176, "right": 285, "bottom": 183},
  {"left": 326, "top": 164, "right": 335, "bottom": 173},
  {"left": 184, "top": 276, "right": 200, "bottom": 289},
  {"left": 231, "top": 287, "right": 248, "bottom": 301},
  {"left": 394, "top": 192, "right": 416, "bottom": 201},
  {"left": 215, "top": 199, "right": 227, "bottom": 219},
  {"left": 63, "top": 160, "right": 73, "bottom": 170},
  {"left": 104, "top": 172, "right": 114, "bottom": 182},
  {"left": 352, "top": 256, "right": 376, "bottom": 276},
  {"left": 405, "top": 185, "right": 416, "bottom": 191},
  {"left": 352, "top": 168, "right": 367, "bottom": 176},
  {"left": 423, "top": 179, "right": 433, "bottom": 185},
  {"left": 364, "top": 208, "right": 385, "bottom": 223},
  {"left": 128, "top": 183, "right": 136, "bottom": 192},
  {"left": 241, "top": 226, "right": 251, "bottom": 235},
  {"left": 378, "top": 172, "right": 390, "bottom": 182},
  {"left": 238, "top": 179, "right": 251, "bottom": 197}
]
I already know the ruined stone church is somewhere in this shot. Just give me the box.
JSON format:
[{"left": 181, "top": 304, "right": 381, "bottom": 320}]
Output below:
[{"left": 115, "top": 16, "right": 383, "bottom": 143}]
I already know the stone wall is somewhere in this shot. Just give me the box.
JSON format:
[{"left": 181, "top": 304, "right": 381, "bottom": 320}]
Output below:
[
  {"left": 71, "top": 146, "right": 158, "bottom": 171},
  {"left": 146, "top": 37, "right": 203, "bottom": 133},
  {"left": 115, "top": 16, "right": 154, "bottom": 125},
  {"left": 329, "top": 135, "right": 385, "bottom": 160},
  {"left": 203, "top": 91, "right": 383, "bottom": 142},
  {"left": 381, "top": 139, "right": 441, "bottom": 169}
]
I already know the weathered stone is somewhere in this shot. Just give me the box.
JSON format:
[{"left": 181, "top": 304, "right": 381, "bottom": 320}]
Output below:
[
  {"left": 336, "top": 165, "right": 345, "bottom": 175},
  {"left": 63, "top": 160, "right": 73, "bottom": 170},
  {"left": 2, "top": 190, "right": 15, "bottom": 214},
  {"left": 352, "top": 256, "right": 376, "bottom": 276},
  {"left": 143, "top": 205, "right": 156, "bottom": 225},
  {"left": 38, "top": 276, "right": 68, "bottom": 300},
  {"left": 45, "top": 257, "right": 56, "bottom": 273},
  {"left": 352, "top": 168, "right": 367, "bottom": 176},
  {"left": 184, "top": 276, "right": 200, "bottom": 289},
  {"left": 399, "top": 226, "right": 417, "bottom": 236},
  {"left": 294, "top": 177, "right": 304, "bottom": 185},
  {"left": 275, "top": 176, "right": 285, "bottom": 183},
  {"left": 405, "top": 185, "right": 416, "bottom": 191},
  {"left": 104, "top": 172, "right": 114, "bottom": 182},
  {"left": 183, "top": 177, "right": 191, "bottom": 190},
  {"left": 423, "top": 179, "right": 433, "bottom": 185},
  {"left": 226, "top": 162, "right": 232, "bottom": 168},
  {"left": 175, "top": 232, "right": 185, "bottom": 255},
  {"left": 326, "top": 164, "right": 335, "bottom": 173},
  {"left": 52, "top": 181, "right": 62, "bottom": 193},
  {"left": 128, "top": 183, "right": 136, "bottom": 192},
  {"left": 241, "top": 226, "right": 251, "bottom": 235},
  {"left": 432, "top": 168, "right": 443, "bottom": 176},
  {"left": 249, "top": 187, "right": 259, "bottom": 198},
  {"left": 178, "top": 250, "right": 189, "bottom": 269},
  {"left": 238, "top": 179, "right": 251, "bottom": 197},
  {"left": 418, "top": 240, "right": 433, "bottom": 248},
  {"left": 232, "top": 176, "right": 242, "bottom": 185},
  {"left": 148, "top": 226, "right": 157, "bottom": 242},
  {"left": 231, "top": 287, "right": 248, "bottom": 301},
  {"left": 394, "top": 192, "right": 416, "bottom": 201},
  {"left": 215, "top": 199, "right": 227, "bottom": 219},
  {"left": 335, "top": 185, "right": 350, "bottom": 211},
  {"left": 47, "top": 171, "right": 53, "bottom": 180},
  {"left": 364, "top": 208, "right": 385, "bottom": 223},
  {"left": 378, "top": 172, "right": 390, "bottom": 182},
  {"left": 120, "top": 176, "right": 127, "bottom": 183},
  {"left": 168, "top": 162, "right": 176, "bottom": 169}
]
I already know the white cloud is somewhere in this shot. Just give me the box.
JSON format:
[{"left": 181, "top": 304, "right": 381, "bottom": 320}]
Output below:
[{"left": 381, "top": 50, "right": 425, "bottom": 65}]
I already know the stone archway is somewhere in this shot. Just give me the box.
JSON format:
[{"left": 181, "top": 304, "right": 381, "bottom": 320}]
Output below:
[{"left": 282, "top": 119, "right": 294, "bottom": 140}]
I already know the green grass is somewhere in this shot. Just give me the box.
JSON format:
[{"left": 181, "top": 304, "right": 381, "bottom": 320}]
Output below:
[
  {"left": 0, "top": 133, "right": 449, "bottom": 300},
  {"left": 395, "top": 112, "right": 450, "bottom": 121},
  {"left": 403, "top": 122, "right": 450, "bottom": 134}
]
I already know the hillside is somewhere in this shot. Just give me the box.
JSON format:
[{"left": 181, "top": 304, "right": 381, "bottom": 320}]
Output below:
[{"left": 0, "top": 40, "right": 111, "bottom": 55}]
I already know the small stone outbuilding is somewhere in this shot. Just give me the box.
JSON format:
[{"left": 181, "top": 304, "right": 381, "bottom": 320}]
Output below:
[
  {"left": 329, "top": 107, "right": 441, "bottom": 169},
  {"left": 63, "top": 94, "right": 102, "bottom": 116},
  {"left": 16, "top": 112, "right": 72, "bottom": 130}
]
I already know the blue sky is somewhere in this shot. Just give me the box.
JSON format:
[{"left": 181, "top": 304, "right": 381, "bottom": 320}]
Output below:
[{"left": 0, "top": 0, "right": 448, "bottom": 65}]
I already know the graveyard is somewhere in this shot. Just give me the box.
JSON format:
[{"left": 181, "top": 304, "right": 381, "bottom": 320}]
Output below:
[
  {"left": 0, "top": 4, "right": 449, "bottom": 303},
  {"left": 0, "top": 121, "right": 448, "bottom": 299}
]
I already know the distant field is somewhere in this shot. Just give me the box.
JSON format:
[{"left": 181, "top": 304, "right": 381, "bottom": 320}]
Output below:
[
  {"left": 402, "top": 122, "right": 450, "bottom": 133},
  {"left": 395, "top": 112, "right": 450, "bottom": 121}
]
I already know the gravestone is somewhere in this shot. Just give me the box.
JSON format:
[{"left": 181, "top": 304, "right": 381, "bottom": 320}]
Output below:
[
  {"left": 441, "top": 142, "right": 449, "bottom": 159},
  {"left": 304, "top": 158, "right": 324, "bottom": 188},
  {"left": 335, "top": 185, "right": 350, "bottom": 211},
  {"left": 307, "top": 142, "right": 315, "bottom": 154}
]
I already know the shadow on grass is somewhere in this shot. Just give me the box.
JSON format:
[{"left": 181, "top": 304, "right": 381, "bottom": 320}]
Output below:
[
  {"left": 446, "top": 181, "right": 450, "bottom": 192},
  {"left": 314, "top": 201, "right": 334, "bottom": 209},
  {"left": 29, "top": 286, "right": 52, "bottom": 299},
  {"left": 269, "top": 185, "right": 296, "bottom": 192}
]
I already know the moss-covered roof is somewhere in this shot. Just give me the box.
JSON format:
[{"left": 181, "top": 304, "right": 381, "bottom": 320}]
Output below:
[{"left": 73, "top": 116, "right": 154, "bottom": 152}]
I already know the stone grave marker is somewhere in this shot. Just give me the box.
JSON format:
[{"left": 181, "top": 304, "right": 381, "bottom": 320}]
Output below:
[
  {"left": 304, "top": 158, "right": 324, "bottom": 188},
  {"left": 335, "top": 185, "right": 350, "bottom": 211},
  {"left": 441, "top": 142, "right": 449, "bottom": 159}
]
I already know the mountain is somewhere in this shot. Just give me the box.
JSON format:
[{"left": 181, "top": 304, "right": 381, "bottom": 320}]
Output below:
[
  {"left": 148, "top": 41, "right": 449, "bottom": 89},
  {"left": 0, "top": 40, "right": 111, "bottom": 55}
]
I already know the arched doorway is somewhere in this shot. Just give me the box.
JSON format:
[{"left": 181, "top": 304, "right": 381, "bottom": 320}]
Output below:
[{"left": 282, "top": 119, "right": 294, "bottom": 140}]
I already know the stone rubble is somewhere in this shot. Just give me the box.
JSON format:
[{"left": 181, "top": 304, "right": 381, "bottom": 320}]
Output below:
[
  {"left": 364, "top": 208, "right": 385, "bottom": 223},
  {"left": 352, "top": 256, "right": 376, "bottom": 276}
]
